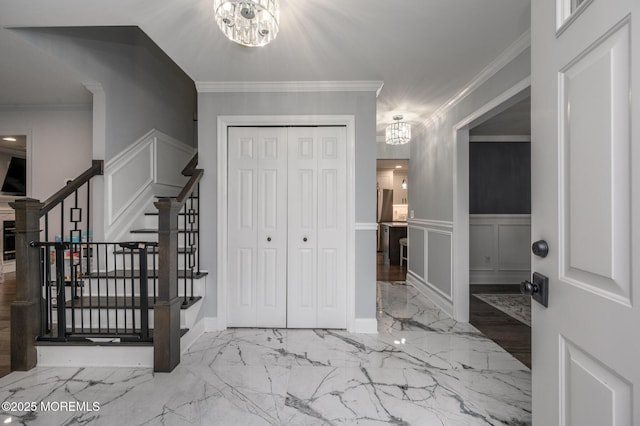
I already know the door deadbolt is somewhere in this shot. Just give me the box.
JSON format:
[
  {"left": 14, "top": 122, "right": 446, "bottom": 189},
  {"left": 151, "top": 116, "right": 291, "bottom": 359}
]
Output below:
[
  {"left": 521, "top": 272, "right": 549, "bottom": 307},
  {"left": 532, "top": 240, "right": 549, "bottom": 258}
]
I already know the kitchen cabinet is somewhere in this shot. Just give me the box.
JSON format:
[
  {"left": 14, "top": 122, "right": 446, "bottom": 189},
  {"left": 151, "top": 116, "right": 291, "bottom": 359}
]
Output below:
[{"left": 380, "top": 222, "right": 408, "bottom": 265}]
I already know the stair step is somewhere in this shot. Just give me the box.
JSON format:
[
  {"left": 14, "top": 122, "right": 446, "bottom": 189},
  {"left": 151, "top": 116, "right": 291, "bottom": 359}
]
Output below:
[
  {"left": 112, "top": 247, "right": 196, "bottom": 255},
  {"left": 155, "top": 195, "right": 199, "bottom": 199},
  {"left": 61, "top": 295, "right": 202, "bottom": 309},
  {"left": 36, "top": 328, "right": 189, "bottom": 344},
  {"left": 130, "top": 228, "right": 198, "bottom": 234},
  {"left": 82, "top": 270, "right": 208, "bottom": 279},
  {"left": 144, "top": 212, "right": 192, "bottom": 216}
]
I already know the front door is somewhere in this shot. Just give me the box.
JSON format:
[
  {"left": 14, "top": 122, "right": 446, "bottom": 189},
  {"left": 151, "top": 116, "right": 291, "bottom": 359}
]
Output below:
[{"left": 531, "top": 0, "right": 639, "bottom": 424}]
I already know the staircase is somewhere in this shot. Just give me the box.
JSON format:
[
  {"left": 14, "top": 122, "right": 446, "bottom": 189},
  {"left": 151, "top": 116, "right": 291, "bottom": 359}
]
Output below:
[{"left": 10, "top": 154, "right": 204, "bottom": 372}]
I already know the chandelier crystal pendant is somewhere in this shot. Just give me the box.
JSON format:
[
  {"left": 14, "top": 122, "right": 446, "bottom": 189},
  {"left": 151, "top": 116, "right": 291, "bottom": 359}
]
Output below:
[
  {"left": 385, "top": 115, "right": 411, "bottom": 145},
  {"left": 214, "top": 0, "right": 280, "bottom": 47}
]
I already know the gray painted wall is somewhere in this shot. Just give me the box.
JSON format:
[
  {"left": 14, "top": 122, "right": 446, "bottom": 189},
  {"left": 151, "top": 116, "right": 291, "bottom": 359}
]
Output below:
[
  {"left": 0, "top": 107, "right": 92, "bottom": 201},
  {"left": 409, "top": 48, "right": 530, "bottom": 222},
  {"left": 198, "top": 90, "right": 378, "bottom": 320},
  {"left": 13, "top": 27, "right": 196, "bottom": 160},
  {"left": 408, "top": 48, "right": 531, "bottom": 297}
]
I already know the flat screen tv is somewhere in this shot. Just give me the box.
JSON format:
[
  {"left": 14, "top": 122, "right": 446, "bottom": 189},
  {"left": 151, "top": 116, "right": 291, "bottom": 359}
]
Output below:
[{"left": 1, "top": 157, "right": 26, "bottom": 196}]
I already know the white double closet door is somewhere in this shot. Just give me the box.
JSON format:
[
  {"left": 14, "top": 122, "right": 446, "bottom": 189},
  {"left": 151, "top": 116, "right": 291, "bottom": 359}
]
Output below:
[{"left": 227, "top": 126, "right": 347, "bottom": 328}]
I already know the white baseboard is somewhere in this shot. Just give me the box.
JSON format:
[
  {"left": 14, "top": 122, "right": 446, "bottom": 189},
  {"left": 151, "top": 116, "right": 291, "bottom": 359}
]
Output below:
[
  {"left": 351, "top": 318, "right": 378, "bottom": 334},
  {"left": 37, "top": 345, "right": 153, "bottom": 368},
  {"left": 470, "top": 270, "right": 530, "bottom": 284},
  {"left": 406, "top": 272, "right": 455, "bottom": 319},
  {"left": 181, "top": 318, "right": 206, "bottom": 354},
  {"left": 204, "top": 317, "right": 225, "bottom": 332}
]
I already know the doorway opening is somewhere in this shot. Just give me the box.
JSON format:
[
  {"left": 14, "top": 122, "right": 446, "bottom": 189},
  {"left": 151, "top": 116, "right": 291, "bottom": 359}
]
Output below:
[
  {"left": 376, "top": 159, "right": 409, "bottom": 282},
  {"left": 465, "top": 97, "right": 532, "bottom": 367}
]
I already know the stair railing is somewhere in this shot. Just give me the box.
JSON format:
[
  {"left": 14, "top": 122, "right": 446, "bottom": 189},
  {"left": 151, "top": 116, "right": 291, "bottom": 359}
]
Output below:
[
  {"left": 154, "top": 153, "right": 202, "bottom": 372},
  {"left": 31, "top": 240, "right": 157, "bottom": 343},
  {"left": 10, "top": 160, "right": 103, "bottom": 370}
]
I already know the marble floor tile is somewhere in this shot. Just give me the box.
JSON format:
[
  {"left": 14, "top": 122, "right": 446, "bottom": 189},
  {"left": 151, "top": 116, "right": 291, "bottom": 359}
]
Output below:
[
  {"left": 284, "top": 366, "right": 530, "bottom": 426},
  {"left": 0, "top": 280, "right": 531, "bottom": 425},
  {"left": 377, "top": 281, "right": 481, "bottom": 336}
]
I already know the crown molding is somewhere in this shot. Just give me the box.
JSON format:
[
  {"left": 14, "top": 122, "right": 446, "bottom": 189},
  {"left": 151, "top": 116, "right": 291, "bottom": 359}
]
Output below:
[
  {"left": 424, "top": 29, "right": 531, "bottom": 128},
  {"left": 0, "top": 103, "right": 92, "bottom": 112},
  {"left": 195, "top": 80, "right": 385, "bottom": 97},
  {"left": 469, "top": 135, "right": 531, "bottom": 142}
]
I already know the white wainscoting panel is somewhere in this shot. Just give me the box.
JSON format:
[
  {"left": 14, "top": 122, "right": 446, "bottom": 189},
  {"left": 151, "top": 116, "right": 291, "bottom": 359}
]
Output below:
[
  {"left": 155, "top": 132, "right": 197, "bottom": 187},
  {"left": 107, "top": 138, "right": 154, "bottom": 226},
  {"left": 406, "top": 219, "right": 454, "bottom": 316},
  {"left": 104, "top": 129, "right": 195, "bottom": 241},
  {"left": 469, "top": 215, "right": 531, "bottom": 284}
]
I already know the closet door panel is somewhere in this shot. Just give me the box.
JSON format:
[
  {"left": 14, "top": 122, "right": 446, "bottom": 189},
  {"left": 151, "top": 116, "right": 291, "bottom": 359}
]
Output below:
[
  {"left": 287, "top": 128, "right": 318, "bottom": 328},
  {"left": 227, "top": 128, "right": 258, "bottom": 326},
  {"left": 256, "top": 128, "right": 288, "bottom": 327},
  {"left": 228, "top": 127, "right": 287, "bottom": 327},
  {"left": 316, "top": 127, "right": 347, "bottom": 328}
]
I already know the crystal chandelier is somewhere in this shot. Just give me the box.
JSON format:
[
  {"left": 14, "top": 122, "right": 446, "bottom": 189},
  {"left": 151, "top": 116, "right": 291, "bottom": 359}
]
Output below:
[
  {"left": 213, "top": 0, "right": 280, "bottom": 47},
  {"left": 385, "top": 115, "right": 411, "bottom": 145}
]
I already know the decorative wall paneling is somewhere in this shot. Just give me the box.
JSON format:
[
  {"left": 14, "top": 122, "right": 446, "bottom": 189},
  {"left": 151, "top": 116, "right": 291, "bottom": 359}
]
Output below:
[{"left": 469, "top": 214, "right": 531, "bottom": 284}]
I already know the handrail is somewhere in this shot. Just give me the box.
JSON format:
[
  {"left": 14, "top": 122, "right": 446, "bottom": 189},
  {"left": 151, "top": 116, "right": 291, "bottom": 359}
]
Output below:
[
  {"left": 181, "top": 153, "right": 198, "bottom": 176},
  {"left": 40, "top": 160, "right": 104, "bottom": 217},
  {"left": 176, "top": 169, "right": 203, "bottom": 205}
]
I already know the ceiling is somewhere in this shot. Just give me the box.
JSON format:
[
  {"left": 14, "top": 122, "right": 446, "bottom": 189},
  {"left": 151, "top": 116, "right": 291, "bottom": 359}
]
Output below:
[
  {"left": 470, "top": 97, "right": 531, "bottom": 136},
  {"left": 377, "top": 159, "right": 408, "bottom": 171},
  {"left": 0, "top": 0, "right": 531, "bottom": 136}
]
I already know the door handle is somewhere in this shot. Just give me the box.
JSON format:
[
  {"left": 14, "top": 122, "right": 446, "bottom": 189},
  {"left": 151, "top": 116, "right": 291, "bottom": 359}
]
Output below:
[
  {"left": 521, "top": 272, "right": 549, "bottom": 307},
  {"left": 267, "top": 236, "right": 272, "bottom": 242},
  {"left": 532, "top": 240, "right": 549, "bottom": 258},
  {"left": 303, "top": 237, "right": 308, "bottom": 242}
]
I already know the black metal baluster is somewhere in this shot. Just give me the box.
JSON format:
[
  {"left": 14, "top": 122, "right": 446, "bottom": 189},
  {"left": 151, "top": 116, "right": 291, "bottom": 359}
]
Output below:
[
  {"left": 139, "top": 244, "right": 149, "bottom": 341},
  {"left": 113, "top": 248, "right": 118, "bottom": 333},
  {"left": 196, "top": 182, "right": 200, "bottom": 276},
  {"left": 38, "top": 247, "right": 46, "bottom": 336},
  {"left": 130, "top": 247, "right": 136, "bottom": 335},
  {"left": 54, "top": 243, "right": 66, "bottom": 340},
  {"left": 44, "top": 213, "right": 49, "bottom": 243},
  {"left": 45, "top": 245, "right": 53, "bottom": 336},
  {"left": 182, "top": 203, "right": 187, "bottom": 306},
  {"left": 152, "top": 243, "right": 157, "bottom": 304},
  {"left": 60, "top": 200, "right": 64, "bottom": 245},
  {"left": 95, "top": 243, "right": 100, "bottom": 334}
]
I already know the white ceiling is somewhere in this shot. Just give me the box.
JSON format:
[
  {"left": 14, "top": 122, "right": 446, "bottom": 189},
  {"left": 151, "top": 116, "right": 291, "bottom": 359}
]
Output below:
[
  {"left": 377, "top": 159, "right": 408, "bottom": 171},
  {"left": 0, "top": 0, "right": 531, "bottom": 135},
  {"left": 470, "top": 97, "right": 531, "bottom": 136}
]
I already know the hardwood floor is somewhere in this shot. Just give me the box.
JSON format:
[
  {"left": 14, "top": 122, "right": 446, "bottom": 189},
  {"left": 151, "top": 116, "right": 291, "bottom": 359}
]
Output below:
[
  {"left": 469, "top": 284, "right": 531, "bottom": 368},
  {"left": 0, "top": 272, "right": 15, "bottom": 379},
  {"left": 376, "top": 252, "right": 406, "bottom": 282}
]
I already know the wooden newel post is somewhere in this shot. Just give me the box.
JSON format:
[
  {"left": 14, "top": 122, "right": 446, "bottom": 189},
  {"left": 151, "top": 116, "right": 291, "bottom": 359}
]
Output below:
[
  {"left": 9, "top": 198, "right": 44, "bottom": 371},
  {"left": 154, "top": 198, "right": 182, "bottom": 372}
]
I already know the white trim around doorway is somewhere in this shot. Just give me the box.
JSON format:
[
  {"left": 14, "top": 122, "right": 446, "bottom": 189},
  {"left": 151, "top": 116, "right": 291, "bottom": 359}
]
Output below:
[
  {"left": 216, "top": 115, "right": 357, "bottom": 332},
  {"left": 452, "top": 77, "right": 531, "bottom": 322}
]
